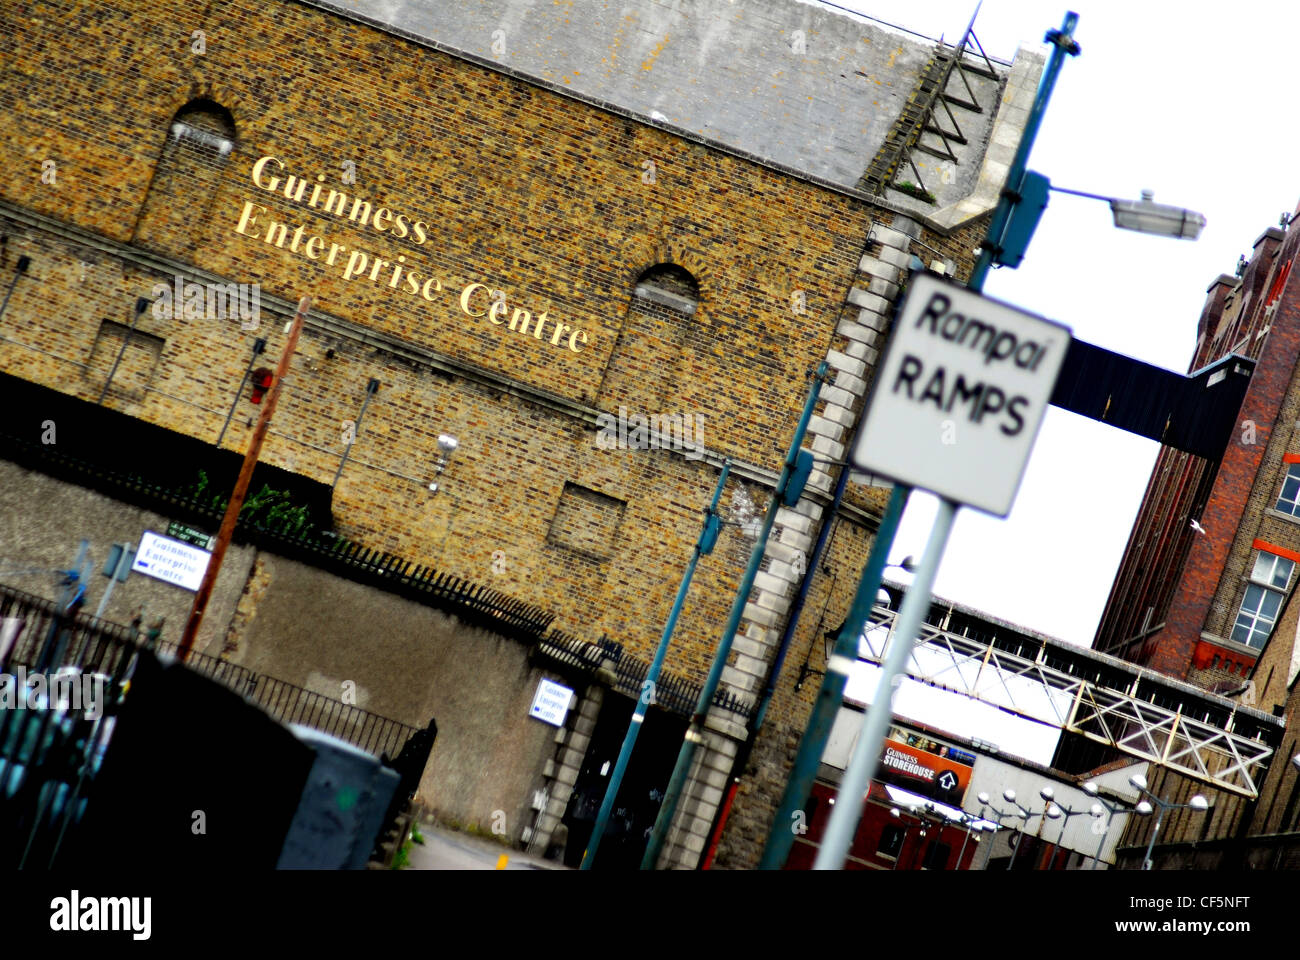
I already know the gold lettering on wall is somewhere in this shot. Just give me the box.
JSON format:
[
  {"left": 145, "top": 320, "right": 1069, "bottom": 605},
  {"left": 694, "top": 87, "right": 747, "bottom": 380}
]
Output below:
[{"left": 230, "top": 154, "right": 595, "bottom": 356}]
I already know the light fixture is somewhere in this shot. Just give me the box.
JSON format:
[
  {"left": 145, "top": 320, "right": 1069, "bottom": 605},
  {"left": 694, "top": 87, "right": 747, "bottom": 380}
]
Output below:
[
  {"left": 428, "top": 433, "right": 460, "bottom": 494},
  {"left": 1046, "top": 803, "right": 1062, "bottom": 820},
  {"left": 1136, "top": 801, "right": 1153, "bottom": 816},
  {"left": 1048, "top": 184, "right": 1206, "bottom": 240},
  {"left": 977, "top": 792, "right": 990, "bottom": 804},
  {"left": 1110, "top": 190, "right": 1206, "bottom": 240},
  {"left": 1090, "top": 804, "right": 1104, "bottom": 818},
  {"left": 1291, "top": 754, "right": 1300, "bottom": 773},
  {"left": 1081, "top": 781, "right": 1098, "bottom": 797},
  {"left": 1189, "top": 795, "right": 1209, "bottom": 811},
  {"left": 1129, "top": 773, "right": 1148, "bottom": 792},
  {"left": 1003, "top": 788, "right": 1017, "bottom": 803},
  {"left": 1039, "top": 786, "right": 1054, "bottom": 802}
]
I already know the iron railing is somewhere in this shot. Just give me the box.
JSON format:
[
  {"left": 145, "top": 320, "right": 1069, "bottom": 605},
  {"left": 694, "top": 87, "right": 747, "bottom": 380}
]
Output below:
[
  {"left": 535, "top": 631, "right": 754, "bottom": 720},
  {"left": 0, "top": 580, "right": 422, "bottom": 867},
  {"left": 2, "top": 425, "right": 557, "bottom": 642}
]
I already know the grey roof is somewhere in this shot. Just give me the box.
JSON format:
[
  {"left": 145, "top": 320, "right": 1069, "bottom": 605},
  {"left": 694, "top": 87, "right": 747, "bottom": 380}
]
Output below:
[{"left": 305, "top": 0, "right": 1035, "bottom": 216}]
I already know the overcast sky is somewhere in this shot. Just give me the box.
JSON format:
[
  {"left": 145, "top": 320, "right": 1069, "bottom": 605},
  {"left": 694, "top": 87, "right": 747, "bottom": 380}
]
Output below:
[{"left": 813, "top": 0, "right": 1300, "bottom": 647}]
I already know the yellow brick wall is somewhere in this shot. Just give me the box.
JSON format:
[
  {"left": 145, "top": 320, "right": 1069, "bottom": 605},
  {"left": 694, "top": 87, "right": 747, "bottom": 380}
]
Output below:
[{"left": 0, "top": 0, "right": 920, "bottom": 691}]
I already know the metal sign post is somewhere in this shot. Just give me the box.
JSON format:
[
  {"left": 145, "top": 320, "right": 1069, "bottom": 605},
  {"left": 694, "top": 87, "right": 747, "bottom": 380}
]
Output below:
[{"left": 813, "top": 275, "right": 1069, "bottom": 868}]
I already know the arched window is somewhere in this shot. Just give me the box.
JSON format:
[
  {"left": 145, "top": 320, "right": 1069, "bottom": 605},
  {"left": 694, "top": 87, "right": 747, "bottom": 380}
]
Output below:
[
  {"left": 133, "top": 98, "right": 236, "bottom": 256},
  {"left": 169, "top": 99, "right": 236, "bottom": 156},
  {"left": 634, "top": 263, "right": 699, "bottom": 314},
  {"left": 599, "top": 263, "right": 701, "bottom": 410}
]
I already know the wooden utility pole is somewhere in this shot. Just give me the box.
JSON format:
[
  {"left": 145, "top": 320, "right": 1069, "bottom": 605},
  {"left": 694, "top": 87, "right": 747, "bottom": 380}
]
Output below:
[{"left": 176, "top": 295, "right": 311, "bottom": 662}]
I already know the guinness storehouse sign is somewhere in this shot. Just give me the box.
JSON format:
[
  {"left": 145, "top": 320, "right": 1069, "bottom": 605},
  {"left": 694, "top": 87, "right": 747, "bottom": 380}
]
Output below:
[{"left": 852, "top": 274, "right": 1070, "bottom": 517}]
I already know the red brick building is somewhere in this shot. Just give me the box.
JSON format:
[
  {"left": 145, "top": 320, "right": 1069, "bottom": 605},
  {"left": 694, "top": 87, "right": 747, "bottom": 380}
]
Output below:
[{"left": 1095, "top": 206, "right": 1300, "bottom": 704}]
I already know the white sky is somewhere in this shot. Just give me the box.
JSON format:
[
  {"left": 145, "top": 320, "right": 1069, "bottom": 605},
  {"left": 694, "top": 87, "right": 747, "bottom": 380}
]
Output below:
[{"left": 824, "top": 0, "right": 1300, "bottom": 647}]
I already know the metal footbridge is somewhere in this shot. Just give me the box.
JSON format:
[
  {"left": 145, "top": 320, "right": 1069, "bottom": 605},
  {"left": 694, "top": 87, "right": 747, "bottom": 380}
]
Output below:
[{"left": 858, "top": 600, "right": 1283, "bottom": 799}]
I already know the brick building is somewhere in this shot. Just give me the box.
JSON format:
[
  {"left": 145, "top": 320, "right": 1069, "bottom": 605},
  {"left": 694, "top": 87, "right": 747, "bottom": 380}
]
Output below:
[
  {"left": 1091, "top": 203, "right": 1300, "bottom": 866},
  {"left": 0, "top": 0, "right": 1044, "bottom": 868}
]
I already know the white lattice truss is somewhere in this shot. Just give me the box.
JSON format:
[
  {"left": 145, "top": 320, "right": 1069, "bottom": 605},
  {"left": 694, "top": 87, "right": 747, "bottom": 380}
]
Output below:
[{"left": 859, "top": 607, "right": 1274, "bottom": 798}]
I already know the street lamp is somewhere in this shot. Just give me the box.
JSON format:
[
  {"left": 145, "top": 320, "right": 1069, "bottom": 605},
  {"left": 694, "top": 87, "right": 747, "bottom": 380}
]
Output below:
[
  {"left": 1039, "top": 786, "right": 1091, "bottom": 870},
  {"left": 975, "top": 791, "right": 1010, "bottom": 871},
  {"left": 943, "top": 807, "right": 991, "bottom": 870},
  {"left": 1001, "top": 788, "right": 1049, "bottom": 870},
  {"left": 1081, "top": 780, "right": 1129, "bottom": 871},
  {"left": 888, "top": 806, "right": 920, "bottom": 871},
  {"left": 1129, "top": 773, "right": 1209, "bottom": 870},
  {"left": 1048, "top": 185, "right": 1206, "bottom": 240}
]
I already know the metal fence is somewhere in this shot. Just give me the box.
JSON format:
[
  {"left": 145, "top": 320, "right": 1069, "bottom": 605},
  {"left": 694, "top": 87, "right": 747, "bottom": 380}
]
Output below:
[
  {"left": 155, "top": 640, "right": 420, "bottom": 760},
  {"left": 0, "top": 579, "right": 421, "bottom": 867},
  {"left": 536, "top": 630, "right": 754, "bottom": 719},
  {"left": 3, "top": 425, "right": 557, "bottom": 642}
]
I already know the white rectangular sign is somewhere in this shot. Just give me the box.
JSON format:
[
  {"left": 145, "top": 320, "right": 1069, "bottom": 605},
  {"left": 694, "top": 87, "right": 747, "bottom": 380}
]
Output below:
[
  {"left": 132, "top": 530, "right": 212, "bottom": 591},
  {"left": 851, "top": 274, "right": 1070, "bottom": 517},
  {"left": 529, "top": 678, "right": 575, "bottom": 727}
]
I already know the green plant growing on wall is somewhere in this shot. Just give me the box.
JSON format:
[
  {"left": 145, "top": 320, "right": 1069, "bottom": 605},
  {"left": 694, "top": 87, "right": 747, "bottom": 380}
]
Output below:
[{"left": 894, "top": 180, "right": 937, "bottom": 204}]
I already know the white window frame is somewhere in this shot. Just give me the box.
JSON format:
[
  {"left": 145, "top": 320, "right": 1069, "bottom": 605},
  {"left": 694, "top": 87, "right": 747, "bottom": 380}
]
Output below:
[
  {"left": 1231, "top": 550, "right": 1295, "bottom": 649},
  {"left": 1277, "top": 463, "right": 1300, "bottom": 518}
]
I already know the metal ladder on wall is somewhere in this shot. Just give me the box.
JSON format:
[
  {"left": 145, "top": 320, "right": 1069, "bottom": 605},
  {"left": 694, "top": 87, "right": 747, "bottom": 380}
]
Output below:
[{"left": 860, "top": 20, "right": 1001, "bottom": 200}]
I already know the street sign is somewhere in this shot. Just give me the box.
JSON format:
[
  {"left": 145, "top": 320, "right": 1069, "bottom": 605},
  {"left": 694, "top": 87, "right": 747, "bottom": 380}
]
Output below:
[
  {"left": 528, "top": 678, "right": 574, "bottom": 727},
  {"left": 167, "top": 522, "right": 215, "bottom": 550},
  {"left": 851, "top": 273, "right": 1071, "bottom": 517},
  {"left": 132, "top": 531, "right": 212, "bottom": 591}
]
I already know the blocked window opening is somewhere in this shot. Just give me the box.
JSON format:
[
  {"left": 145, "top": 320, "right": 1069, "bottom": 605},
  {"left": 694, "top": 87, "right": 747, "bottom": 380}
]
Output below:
[
  {"left": 633, "top": 264, "right": 699, "bottom": 315},
  {"left": 87, "top": 320, "right": 165, "bottom": 400},
  {"left": 547, "top": 483, "right": 626, "bottom": 561},
  {"left": 134, "top": 98, "right": 236, "bottom": 254}
]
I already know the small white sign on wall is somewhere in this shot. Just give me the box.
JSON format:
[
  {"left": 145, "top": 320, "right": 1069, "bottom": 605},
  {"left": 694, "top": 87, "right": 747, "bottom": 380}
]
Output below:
[
  {"left": 132, "top": 530, "right": 212, "bottom": 592},
  {"left": 529, "top": 678, "right": 575, "bottom": 727}
]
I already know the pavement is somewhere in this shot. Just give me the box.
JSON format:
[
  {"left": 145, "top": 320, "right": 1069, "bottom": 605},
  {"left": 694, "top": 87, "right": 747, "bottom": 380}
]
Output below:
[{"left": 405, "top": 820, "right": 570, "bottom": 871}]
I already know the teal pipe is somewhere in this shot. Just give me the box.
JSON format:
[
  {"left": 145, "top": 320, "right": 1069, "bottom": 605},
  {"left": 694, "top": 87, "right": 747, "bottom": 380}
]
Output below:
[
  {"left": 641, "top": 363, "right": 828, "bottom": 869},
  {"left": 580, "top": 460, "right": 731, "bottom": 869}
]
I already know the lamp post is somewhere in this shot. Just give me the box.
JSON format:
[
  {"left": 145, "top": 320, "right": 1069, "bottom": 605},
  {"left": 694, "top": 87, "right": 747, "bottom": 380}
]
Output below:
[
  {"left": 887, "top": 806, "right": 914, "bottom": 870},
  {"left": 974, "top": 791, "right": 1008, "bottom": 871},
  {"left": 1038, "top": 786, "right": 1090, "bottom": 870},
  {"left": 1081, "top": 780, "right": 1130, "bottom": 870},
  {"left": 1001, "top": 788, "right": 1051, "bottom": 870},
  {"left": 1129, "top": 773, "right": 1208, "bottom": 871},
  {"left": 643, "top": 363, "right": 828, "bottom": 869},
  {"left": 580, "top": 462, "right": 731, "bottom": 869},
  {"left": 1047, "top": 185, "right": 1206, "bottom": 240}
]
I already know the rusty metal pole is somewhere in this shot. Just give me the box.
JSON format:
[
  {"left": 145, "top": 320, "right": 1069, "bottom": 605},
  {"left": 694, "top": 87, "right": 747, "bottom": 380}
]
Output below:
[{"left": 176, "top": 295, "right": 310, "bottom": 662}]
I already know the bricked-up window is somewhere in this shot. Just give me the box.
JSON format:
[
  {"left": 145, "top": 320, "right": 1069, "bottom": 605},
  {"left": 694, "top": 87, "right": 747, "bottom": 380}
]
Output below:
[
  {"left": 1276, "top": 464, "right": 1300, "bottom": 517},
  {"left": 547, "top": 483, "right": 626, "bottom": 561},
  {"left": 134, "top": 99, "right": 236, "bottom": 255},
  {"left": 634, "top": 264, "right": 699, "bottom": 315},
  {"left": 86, "top": 320, "right": 165, "bottom": 401},
  {"left": 1232, "top": 551, "right": 1295, "bottom": 648}
]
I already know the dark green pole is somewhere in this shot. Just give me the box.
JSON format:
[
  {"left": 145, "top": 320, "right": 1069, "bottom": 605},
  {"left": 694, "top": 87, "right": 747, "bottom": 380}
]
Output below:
[{"left": 758, "top": 482, "right": 909, "bottom": 868}]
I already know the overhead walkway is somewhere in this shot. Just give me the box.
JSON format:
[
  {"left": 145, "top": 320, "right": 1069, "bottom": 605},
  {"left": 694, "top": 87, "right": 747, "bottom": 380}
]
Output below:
[{"left": 857, "top": 602, "right": 1282, "bottom": 799}]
